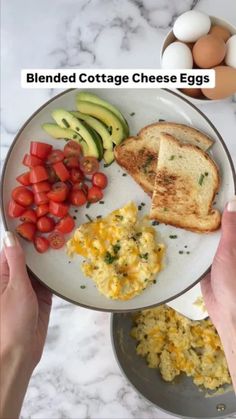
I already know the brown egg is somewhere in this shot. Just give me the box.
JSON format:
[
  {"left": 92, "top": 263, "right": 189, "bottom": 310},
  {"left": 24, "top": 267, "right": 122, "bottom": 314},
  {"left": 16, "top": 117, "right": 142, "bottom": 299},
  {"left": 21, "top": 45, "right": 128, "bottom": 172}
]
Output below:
[
  {"left": 180, "top": 88, "right": 202, "bottom": 98},
  {"left": 193, "top": 34, "right": 226, "bottom": 68},
  {"left": 209, "top": 25, "right": 231, "bottom": 42},
  {"left": 202, "top": 65, "right": 236, "bottom": 99}
]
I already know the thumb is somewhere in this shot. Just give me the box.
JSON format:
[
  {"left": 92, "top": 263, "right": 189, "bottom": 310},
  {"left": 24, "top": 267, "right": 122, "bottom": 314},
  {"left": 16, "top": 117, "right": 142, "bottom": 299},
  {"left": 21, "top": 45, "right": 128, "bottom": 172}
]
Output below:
[
  {"left": 220, "top": 196, "right": 236, "bottom": 246},
  {"left": 3, "top": 231, "right": 29, "bottom": 287}
]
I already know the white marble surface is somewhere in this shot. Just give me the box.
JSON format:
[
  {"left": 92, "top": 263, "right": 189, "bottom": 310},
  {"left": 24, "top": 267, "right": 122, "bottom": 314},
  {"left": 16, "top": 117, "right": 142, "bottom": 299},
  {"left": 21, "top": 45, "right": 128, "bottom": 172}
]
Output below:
[{"left": 1, "top": 0, "right": 236, "bottom": 418}]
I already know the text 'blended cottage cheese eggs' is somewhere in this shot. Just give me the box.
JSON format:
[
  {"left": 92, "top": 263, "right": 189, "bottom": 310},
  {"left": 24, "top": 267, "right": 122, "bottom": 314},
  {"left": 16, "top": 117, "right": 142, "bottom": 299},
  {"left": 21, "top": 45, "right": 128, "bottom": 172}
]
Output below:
[{"left": 67, "top": 202, "right": 165, "bottom": 300}]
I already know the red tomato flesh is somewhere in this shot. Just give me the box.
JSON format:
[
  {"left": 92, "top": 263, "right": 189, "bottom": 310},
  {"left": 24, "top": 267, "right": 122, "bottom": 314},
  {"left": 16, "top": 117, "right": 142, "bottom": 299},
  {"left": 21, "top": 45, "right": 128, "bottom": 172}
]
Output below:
[
  {"left": 32, "top": 181, "right": 51, "bottom": 194},
  {"left": 56, "top": 215, "right": 75, "bottom": 234},
  {"left": 30, "top": 141, "right": 52, "bottom": 160},
  {"left": 48, "top": 231, "right": 65, "bottom": 249},
  {"left": 34, "top": 236, "right": 50, "bottom": 253},
  {"left": 23, "top": 154, "right": 43, "bottom": 168},
  {"left": 92, "top": 172, "right": 108, "bottom": 189},
  {"left": 80, "top": 156, "right": 99, "bottom": 175},
  {"left": 29, "top": 165, "right": 48, "bottom": 184},
  {"left": 64, "top": 156, "right": 80, "bottom": 169},
  {"left": 20, "top": 209, "right": 37, "bottom": 224},
  {"left": 12, "top": 186, "right": 34, "bottom": 207},
  {"left": 37, "top": 216, "right": 55, "bottom": 233},
  {"left": 49, "top": 201, "right": 69, "bottom": 218},
  {"left": 70, "top": 168, "right": 84, "bottom": 184},
  {"left": 8, "top": 200, "right": 25, "bottom": 218},
  {"left": 70, "top": 190, "right": 87, "bottom": 206},
  {"left": 16, "top": 222, "right": 36, "bottom": 241},
  {"left": 46, "top": 166, "right": 59, "bottom": 184},
  {"left": 53, "top": 162, "right": 70, "bottom": 182},
  {"left": 47, "top": 149, "right": 64, "bottom": 165},
  {"left": 87, "top": 186, "right": 103, "bottom": 203},
  {"left": 47, "top": 182, "right": 68, "bottom": 203},
  {"left": 34, "top": 192, "right": 49, "bottom": 206},
  {"left": 72, "top": 182, "right": 88, "bottom": 196},
  {"left": 16, "top": 171, "right": 31, "bottom": 186},
  {"left": 64, "top": 141, "right": 82, "bottom": 158},
  {"left": 36, "top": 203, "right": 49, "bottom": 217}
]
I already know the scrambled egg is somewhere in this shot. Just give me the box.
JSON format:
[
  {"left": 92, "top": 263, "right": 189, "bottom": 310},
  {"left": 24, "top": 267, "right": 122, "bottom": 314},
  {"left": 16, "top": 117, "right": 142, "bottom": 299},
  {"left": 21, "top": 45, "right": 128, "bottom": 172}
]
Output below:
[
  {"left": 131, "top": 306, "right": 231, "bottom": 390},
  {"left": 67, "top": 202, "right": 165, "bottom": 300}
]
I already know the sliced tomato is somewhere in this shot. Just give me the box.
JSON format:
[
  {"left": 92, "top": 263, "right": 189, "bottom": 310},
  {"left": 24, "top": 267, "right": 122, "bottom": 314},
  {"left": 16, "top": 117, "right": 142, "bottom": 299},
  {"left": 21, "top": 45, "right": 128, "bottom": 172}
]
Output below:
[
  {"left": 23, "top": 154, "right": 43, "bottom": 168},
  {"left": 34, "top": 236, "right": 50, "bottom": 253},
  {"left": 20, "top": 209, "right": 37, "bottom": 223},
  {"left": 12, "top": 186, "right": 34, "bottom": 207},
  {"left": 47, "top": 149, "right": 64, "bottom": 165},
  {"left": 92, "top": 172, "right": 108, "bottom": 189},
  {"left": 30, "top": 141, "right": 52, "bottom": 160},
  {"left": 87, "top": 186, "right": 103, "bottom": 203},
  {"left": 70, "top": 168, "right": 84, "bottom": 183},
  {"left": 16, "top": 222, "right": 36, "bottom": 241},
  {"left": 29, "top": 165, "right": 48, "bottom": 184},
  {"left": 69, "top": 189, "right": 87, "bottom": 206},
  {"left": 72, "top": 182, "right": 88, "bottom": 196},
  {"left": 37, "top": 216, "right": 55, "bottom": 233},
  {"left": 49, "top": 201, "right": 69, "bottom": 218},
  {"left": 55, "top": 215, "right": 75, "bottom": 234},
  {"left": 16, "top": 171, "right": 31, "bottom": 186},
  {"left": 80, "top": 156, "right": 99, "bottom": 175},
  {"left": 47, "top": 182, "right": 68, "bottom": 203},
  {"left": 32, "top": 181, "right": 51, "bottom": 194},
  {"left": 8, "top": 200, "right": 25, "bottom": 218},
  {"left": 53, "top": 162, "right": 70, "bottom": 182},
  {"left": 36, "top": 203, "right": 49, "bottom": 217},
  {"left": 46, "top": 166, "right": 59, "bottom": 184},
  {"left": 64, "top": 156, "right": 80, "bottom": 169},
  {"left": 48, "top": 231, "right": 65, "bottom": 249},
  {"left": 34, "top": 192, "right": 49, "bottom": 206},
  {"left": 64, "top": 141, "right": 82, "bottom": 158}
]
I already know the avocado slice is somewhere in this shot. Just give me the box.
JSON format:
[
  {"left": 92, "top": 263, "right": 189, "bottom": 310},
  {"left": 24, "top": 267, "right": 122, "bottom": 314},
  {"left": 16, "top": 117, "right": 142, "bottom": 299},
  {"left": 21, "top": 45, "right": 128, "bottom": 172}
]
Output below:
[
  {"left": 76, "top": 101, "right": 124, "bottom": 145},
  {"left": 82, "top": 122, "right": 103, "bottom": 161},
  {"left": 42, "top": 123, "right": 89, "bottom": 155},
  {"left": 71, "top": 111, "right": 113, "bottom": 151},
  {"left": 51, "top": 109, "right": 99, "bottom": 159},
  {"left": 77, "top": 92, "right": 129, "bottom": 137},
  {"left": 103, "top": 149, "right": 114, "bottom": 165}
]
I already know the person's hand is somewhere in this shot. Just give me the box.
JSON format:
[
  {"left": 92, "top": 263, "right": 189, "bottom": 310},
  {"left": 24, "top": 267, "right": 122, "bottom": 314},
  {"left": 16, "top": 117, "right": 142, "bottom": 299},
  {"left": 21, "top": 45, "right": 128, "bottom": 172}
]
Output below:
[
  {"left": 201, "top": 197, "right": 236, "bottom": 392},
  {"left": 201, "top": 197, "right": 236, "bottom": 329},
  {"left": 0, "top": 231, "right": 52, "bottom": 418}
]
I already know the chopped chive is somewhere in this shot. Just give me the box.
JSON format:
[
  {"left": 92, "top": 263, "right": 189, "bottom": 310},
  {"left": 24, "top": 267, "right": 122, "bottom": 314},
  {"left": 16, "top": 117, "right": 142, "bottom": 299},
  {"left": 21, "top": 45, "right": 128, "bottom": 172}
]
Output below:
[
  {"left": 204, "top": 172, "right": 209, "bottom": 176},
  {"left": 179, "top": 251, "right": 184, "bottom": 254},
  {"left": 169, "top": 235, "right": 178, "bottom": 239},
  {"left": 86, "top": 202, "right": 91, "bottom": 209},
  {"left": 75, "top": 127, "right": 80, "bottom": 132},
  {"left": 103, "top": 164, "right": 109, "bottom": 168},
  {"left": 169, "top": 155, "right": 175, "bottom": 160},
  {"left": 115, "top": 215, "right": 124, "bottom": 220},
  {"left": 80, "top": 285, "right": 86, "bottom": 289},
  {"left": 68, "top": 261, "right": 71, "bottom": 264},
  {"left": 75, "top": 209, "right": 78, "bottom": 213},
  {"left": 141, "top": 202, "right": 145, "bottom": 206},
  {"left": 112, "top": 243, "right": 121, "bottom": 254},
  {"left": 104, "top": 251, "right": 116, "bottom": 264},
  {"left": 158, "top": 118, "right": 165, "bottom": 122},
  {"left": 152, "top": 221, "right": 159, "bottom": 226},
  {"left": 153, "top": 279, "right": 156, "bottom": 284},
  {"left": 140, "top": 253, "right": 149, "bottom": 260},
  {"left": 99, "top": 201, "right": 104, "bottom": 204},
  {"left": 138, "top": 205, "right": 142, "bottom": 211},
  {"left": 186, "top": 251, "right": 190, "bottom": 254},
  {"left": 96, "top": 215, "right": 102, "bottom": 219},
  {"left": 73, "top": 216, "right": 77, "bottom": 220},
  {"left": 184, "top": 245, "right": 188, "bottom": 248},
  {"left": 122, "top": 173, "right": 127, "bottom": 176},
  {"left": 62, "top": 118, "right": 70, "bottom": 128},
  {"left": 73, "top": 134, "right": 77, "bottom": 139},
  {"left": 85, "top": 214, "right": 93, "bottom": 222},
  {"left": 198, "top": 174, "right": 205, "bottom": 186},
  {"left": 130, "top": 112, "right": 135, "bottom": 116}
]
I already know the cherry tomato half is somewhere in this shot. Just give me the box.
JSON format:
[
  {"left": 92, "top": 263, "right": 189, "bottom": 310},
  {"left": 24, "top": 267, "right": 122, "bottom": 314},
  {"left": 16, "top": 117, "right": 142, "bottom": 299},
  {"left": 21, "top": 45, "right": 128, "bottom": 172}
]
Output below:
[
  {"left": 16, "top": 171, "right": 31, "bottom": 186},
  {"left": 46, "top": 166, "right": 59, "bottom": 184},
  {"left": 20, "top": 209, "right": 37, "bottom": 224},
  {"left": 47, "top": 182, "right": 68, "bottom": 203},
  {"left": 23, "top": 154, "right": 43, "bottom": 168},
  {"left": 64, "top": 156, "right": 80, "bottom": 169},
  {"left": 53, "top": 162, "right": 70, "bottom": 182},
  {"left": 34, "top": 236, "right": 50, "bottom": 253},
  {"left": 12, "top": 186, "right": 34, "bottom": 207},
  {"left": 29, "top": 165, "right": 48, "bottom": 184},
  {"left": 55, "top": 215, "right": 75, "bottom": 234},
  {"left": 47, "top": 149, "right": 64, "bottom": 165},
  {"left": 48, "top": 231, "right": 65, "bottom": 249},
  {"left": 37, "top": 216, "right": 55, "bottom": 233},
  {"left": 34, "top": 192, "right": 49, "bottom": 206},
  {"left": 80, "top": 156, "right": 99, "bottom": 175},
  {"left": 70, "top": 168, "right": 84, "bottom": 184},
  {"left": 16, "top": 222, "right": 36, "bottom": 241},
  {"left": 49, "top": 201, "right": 69, "bottom": 218},
  {"left": 32, "top": 181, "right": 51, "bottom": 194},
  {"left": 36, "top": 203, "right": 49, "bottom": 218},
  {"left": 92, "top": 172, "right": 108, "bottom": 189},
  {"left": 72, "top": 182, "right": 88, "bottom": 196},
  {"left": 87, "top": 186, "right": 103, "bottom": 203},
  {"left": 8, "top": 200, "right": 25, "bottom": 218},
  {"left": 64, "top": 141, "right": 82, "bottom": 158},
  {"left": 30, "top": 141, "right": 52, "bottom": 160},
  {"left": 69, "top": 190, "right": 87, "bottom": 206}
]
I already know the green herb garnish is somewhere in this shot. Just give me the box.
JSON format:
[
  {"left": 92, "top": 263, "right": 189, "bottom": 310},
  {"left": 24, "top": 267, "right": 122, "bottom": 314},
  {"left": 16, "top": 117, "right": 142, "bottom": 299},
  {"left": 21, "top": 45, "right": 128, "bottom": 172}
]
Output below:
[
  {"left": 80, "top": 285, "right": 86, "bottom": 289},
  {"left": 179, "top": 251, "right": 184, "bottom": 255},
  {"left": 140, "top": 252, "right": 149, "bottom": 260},
  {"left": 142, "top": 155, "right": 154, "bottom": 173},
  {"left": 85, "top": 214, "right": 93, "bottom": 222},
  {"left": 169, "top": 235, "right": 178, "bottom": 239},
  {"left": 198, "top": 174, "right": 205, "bottom": 186},
  {"left": 86, "top": 202, "right": 91, "bottom": 209},
  {"left": 130, "top": 112, "right": 135, "bottom": 116},
  {"left": 73, "top": 134, "right": 77, "bottom": 139},
  {"left": 169, "top": 155, "right": 175, "bottom": 160},
  {"left": 152, "top": 221, "right": 159, "bottom": 226},
  {"left": 96, "top": 215, "right": 102, "bottom": 219},
  {"left": 204, "top": 172, "right": 209, "bottom": 176},
  {"left": 62, "top": 118, "right": 69, "bottom": 128},
  {"left": 138, "top": 205, "right": 142, "bottom": 211},
  {"left": 104, "top": 252, "right": 117, "bottom": 264},
  {"left": 153, "top": 279, "right": 156, "bottom": 284},
  {"left": 115, "top": 215, "right": 124, "bottom": 220},
  {"left": 122, "top": 173, "right": 127, "bottom": 176},
  {"left": 99, "top": 201, "right": 104, "bottom": 204},
  {"left": 112, "top": 243, "right": 121, "bottom": 254},
  {"left": 107, "top": 126, "right": 113, "bottom": 135},
  {"left": 75, "top": 127, "right": 80, "bottom": 132}
]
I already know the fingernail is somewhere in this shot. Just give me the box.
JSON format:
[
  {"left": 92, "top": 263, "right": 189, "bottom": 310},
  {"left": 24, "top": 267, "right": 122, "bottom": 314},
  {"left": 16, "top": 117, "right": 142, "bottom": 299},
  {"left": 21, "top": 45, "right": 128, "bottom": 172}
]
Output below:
[
  {"left": 4, "top": 231, "right": 17, "bottom": 247},
  {"left": 227, "top": 196, "right": 236, "bottom": 212}
]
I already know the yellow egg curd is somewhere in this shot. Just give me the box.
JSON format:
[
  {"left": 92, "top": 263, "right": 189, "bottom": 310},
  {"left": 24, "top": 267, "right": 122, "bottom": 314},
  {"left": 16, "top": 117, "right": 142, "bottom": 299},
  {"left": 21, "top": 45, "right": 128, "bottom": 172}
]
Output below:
[{"left": 67, "top": 202, "right": 165, "bottom": 300}]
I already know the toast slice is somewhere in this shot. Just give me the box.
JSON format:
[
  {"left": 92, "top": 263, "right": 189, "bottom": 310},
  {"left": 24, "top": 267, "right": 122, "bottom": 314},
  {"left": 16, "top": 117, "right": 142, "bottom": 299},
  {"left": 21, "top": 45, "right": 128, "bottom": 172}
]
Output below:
[
  {"left": 114, "top": 122, "right": 214, "bottom": 196},
  {"left": 150, "top": 134, "right": 221, "bottom": 233}
]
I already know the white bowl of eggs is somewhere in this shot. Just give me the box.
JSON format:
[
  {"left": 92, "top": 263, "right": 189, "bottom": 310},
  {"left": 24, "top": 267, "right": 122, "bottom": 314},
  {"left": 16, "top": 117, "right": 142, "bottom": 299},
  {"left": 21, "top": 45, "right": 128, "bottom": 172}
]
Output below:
[{"left": 161, "top": 11, "right": 236, "bottom": 103}]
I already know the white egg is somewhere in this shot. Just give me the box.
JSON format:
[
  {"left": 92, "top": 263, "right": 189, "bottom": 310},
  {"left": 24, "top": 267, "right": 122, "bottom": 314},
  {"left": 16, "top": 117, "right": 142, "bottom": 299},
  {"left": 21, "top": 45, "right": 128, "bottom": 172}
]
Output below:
[
  {"left": 225, "top": 35, "right": 236, "bottom": 68},
  {"left": 173, "top": 10, "right": 211, "bottom": 43},
  {"left": 161, "top": 42, "right": 193, "bottom": 69}
]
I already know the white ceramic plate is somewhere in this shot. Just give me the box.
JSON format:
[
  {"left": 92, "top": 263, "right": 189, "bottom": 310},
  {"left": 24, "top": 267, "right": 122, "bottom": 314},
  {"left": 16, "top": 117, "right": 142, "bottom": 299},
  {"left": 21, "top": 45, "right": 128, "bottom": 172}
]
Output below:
[{"left": 1, "top": 88, "right": 235, "bottom": 312}]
